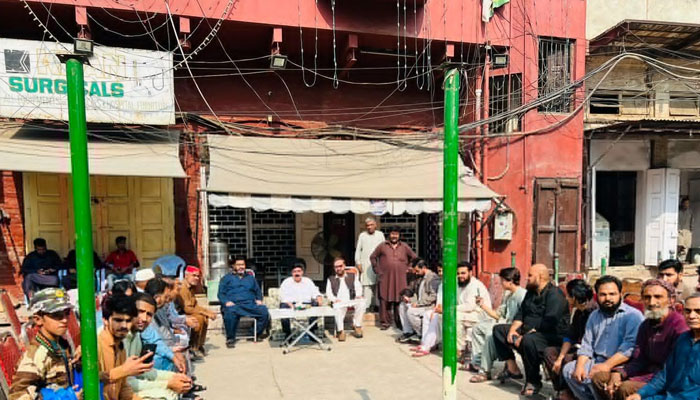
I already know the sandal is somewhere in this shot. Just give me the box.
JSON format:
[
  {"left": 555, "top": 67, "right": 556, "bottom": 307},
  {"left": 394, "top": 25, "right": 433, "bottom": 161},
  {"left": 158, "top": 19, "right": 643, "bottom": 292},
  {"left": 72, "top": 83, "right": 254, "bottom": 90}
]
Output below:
[
  {"left": 412, "top": 349, "right": 430, "bottom": 357},
  {"left": 496, "top": 368, "right": 524, "bottom": 384},
  {"left": 409, "top": 346, "right": 422, "bottom": 352},
  {"left": 469, "top": 373, "right": 491, "bottom": 383},
  {"left": 520, "top": 383, "right": 542, "bottom": 397},
  {"left": 459, "top": 363, "right": 480, "bottom": 372}
]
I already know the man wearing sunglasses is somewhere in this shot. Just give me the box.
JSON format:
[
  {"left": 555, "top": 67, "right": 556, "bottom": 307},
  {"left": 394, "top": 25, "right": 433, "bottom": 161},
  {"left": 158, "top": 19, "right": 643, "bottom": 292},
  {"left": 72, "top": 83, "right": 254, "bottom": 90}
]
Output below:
[{"left": 9, "top": 288, "right": 79, "bottom": 399}]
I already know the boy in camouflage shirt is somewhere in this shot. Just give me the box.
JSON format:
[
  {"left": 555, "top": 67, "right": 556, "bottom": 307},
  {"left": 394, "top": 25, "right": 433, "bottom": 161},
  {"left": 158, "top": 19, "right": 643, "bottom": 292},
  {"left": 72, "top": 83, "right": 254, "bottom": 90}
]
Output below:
[{"left": 9, "top": 288, "right": 79, "bottom": 400}]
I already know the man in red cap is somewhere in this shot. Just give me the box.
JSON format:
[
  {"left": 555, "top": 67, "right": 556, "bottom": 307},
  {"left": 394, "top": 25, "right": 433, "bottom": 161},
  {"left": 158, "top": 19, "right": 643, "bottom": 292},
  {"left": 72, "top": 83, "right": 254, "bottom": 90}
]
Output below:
[{"left": 176, "top": 266, "right": 216, "bottom": 358}]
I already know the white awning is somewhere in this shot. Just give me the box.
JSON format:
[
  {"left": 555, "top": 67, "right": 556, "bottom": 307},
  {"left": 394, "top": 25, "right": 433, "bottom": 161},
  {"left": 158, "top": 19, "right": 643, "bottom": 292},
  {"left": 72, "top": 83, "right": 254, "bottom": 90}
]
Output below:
[
  {"left": 206, "top": 135, "right": 499, "bottom": 214},
  {"left": 0, "top": 125, "right": 186, "bottom": 178}
]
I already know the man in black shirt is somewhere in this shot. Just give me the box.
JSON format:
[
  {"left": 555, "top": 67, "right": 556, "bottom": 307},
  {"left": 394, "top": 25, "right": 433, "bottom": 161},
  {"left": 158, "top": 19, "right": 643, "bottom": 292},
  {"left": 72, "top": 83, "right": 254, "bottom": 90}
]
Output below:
[
  {"left": 492, "top": 264, "right": 570, "bottom": 397},
  {"left": 21, "top": 238, "right": 62, "bottom": 298}
]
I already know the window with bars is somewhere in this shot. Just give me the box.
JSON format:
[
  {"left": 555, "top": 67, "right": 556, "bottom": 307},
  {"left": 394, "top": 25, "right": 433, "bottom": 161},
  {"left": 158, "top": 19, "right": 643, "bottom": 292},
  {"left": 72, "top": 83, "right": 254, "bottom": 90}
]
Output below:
[
  {"left": 488, "top": 73, "right": 523, "bottom": 133},
  {"left": 538, "top": 37, "right": 574, "bottom": 113}
]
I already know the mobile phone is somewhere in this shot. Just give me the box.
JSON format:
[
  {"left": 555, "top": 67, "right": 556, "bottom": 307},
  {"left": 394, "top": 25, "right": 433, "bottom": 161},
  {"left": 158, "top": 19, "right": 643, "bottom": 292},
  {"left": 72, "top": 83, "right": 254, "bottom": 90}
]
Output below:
[
  {"left": 141, "top": 344, "right": 157, "bottom": 363},
  {"left": 510, "top": 334, "right": 519, "bottom": 343}
]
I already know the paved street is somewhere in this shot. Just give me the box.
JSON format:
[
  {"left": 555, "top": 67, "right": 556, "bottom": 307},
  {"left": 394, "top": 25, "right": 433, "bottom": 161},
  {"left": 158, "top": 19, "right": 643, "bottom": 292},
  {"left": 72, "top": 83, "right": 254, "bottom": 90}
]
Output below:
[{"left": 195, "top": 323, "right": 551, "bottom": 400}]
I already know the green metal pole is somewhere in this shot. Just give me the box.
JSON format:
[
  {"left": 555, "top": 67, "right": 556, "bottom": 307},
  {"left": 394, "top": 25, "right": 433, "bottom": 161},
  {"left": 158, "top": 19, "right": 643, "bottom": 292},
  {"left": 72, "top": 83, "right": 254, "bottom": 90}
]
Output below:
[
  {"left": 553, "top": 253, "right": 560, "bottom": 284},
  {"left": 65, "top": 57, "right": 99, "bottom": 400},
  {"left": 601, "top": 256, "right": 607, "bottom": 276},
  {"left": 442, "top": 69, "right": 460, "bottom": 400},
  {"left": 511, "top": 251, "right": 516, "bottom": 268}
]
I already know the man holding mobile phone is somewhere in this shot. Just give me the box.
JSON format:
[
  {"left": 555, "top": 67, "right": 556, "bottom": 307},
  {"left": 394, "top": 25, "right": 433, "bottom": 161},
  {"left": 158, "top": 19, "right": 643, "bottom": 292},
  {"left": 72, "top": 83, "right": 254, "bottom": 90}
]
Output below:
[
  {"left": 20, "top": 238, "right": 62, "bottom": 298},
  {"left": 124, "top": 293, "right": 194, "bottom": 400}
]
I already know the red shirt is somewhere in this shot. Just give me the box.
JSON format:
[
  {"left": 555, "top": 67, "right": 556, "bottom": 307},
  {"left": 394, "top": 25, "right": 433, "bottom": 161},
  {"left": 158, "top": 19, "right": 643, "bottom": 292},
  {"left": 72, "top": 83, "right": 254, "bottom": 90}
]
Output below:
[{"left": 105, "top": 250, "right": 139, "bottom": 274}]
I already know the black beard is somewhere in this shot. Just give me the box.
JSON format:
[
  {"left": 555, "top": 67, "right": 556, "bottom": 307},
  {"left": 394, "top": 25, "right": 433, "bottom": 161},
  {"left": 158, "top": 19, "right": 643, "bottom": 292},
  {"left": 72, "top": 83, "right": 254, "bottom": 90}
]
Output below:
[
  {"left": 526, "top": 282, "right": 539, "bottom": 291},
  {"left": 599, "top": 300, "right": 622, "bottom": 315},
  {"left": 458, "top": 278, "right": 470, "bottom": 288}
]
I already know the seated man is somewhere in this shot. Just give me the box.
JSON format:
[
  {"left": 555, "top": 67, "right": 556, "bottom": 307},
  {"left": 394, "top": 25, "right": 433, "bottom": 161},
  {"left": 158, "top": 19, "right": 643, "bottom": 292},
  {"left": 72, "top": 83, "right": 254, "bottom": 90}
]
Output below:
[
  {"left": 21, "top": 238, "right": 62, "bottom": 298},
  {"left": 592, "top": 279, "right": 688, "bottom": 400},
  {"left": 9, "top": 288, "right": 78, "bottom": 399},
  {"left": 325, "top": 256, "right": 365, "bottom": 341},
  {"left": 626, "top": 293, "right": 700, "bottom": 400},
  {"left": 469, "top": 267, "right": 527, "bottom": 381},
  {"left": 279, "top": 260, "right": 323, "bottom": 337},
  {"left": 543, "top": 279, "right": 595, "bottom": 399},
  {"left": 218, "top": 255, "right": 270, "bottom": 349},
  {"left": 62, "top": 248, "right": 102, "bottom": 290},
  {"left": 134, "top": 268, "right": 156, "bottom": 292},
  {"left": 411, "top": 263, "right": 444, "bottom": 357},
  {"left": 397, "top": 258, "right": 440, "bottom": 344},
  {"left": 105, "top": 236, "right": 140, "bottom": 288},
  {"left": 492, "top": 264, "right": 570, "bottom": 397},
  {"left": 99, "top": 294, "right": 153, "bottom": 400},
  {"left": 177, "top": 266, "right": 217, "bottom": 357},
  {"left": 657, "top": 259, "right": 694, "bottom": 302},
  {"left": 562, "top": 276, "right": 644, "bottom": 400},
  {"left": 124, "top": 292, "right": 193, "bottom": 400},
  {"left": 143, "top": 278, "right": 187, "bottom": 373},
  {"left": 456, "top": 261, "right": 491, "bottom": 363}
]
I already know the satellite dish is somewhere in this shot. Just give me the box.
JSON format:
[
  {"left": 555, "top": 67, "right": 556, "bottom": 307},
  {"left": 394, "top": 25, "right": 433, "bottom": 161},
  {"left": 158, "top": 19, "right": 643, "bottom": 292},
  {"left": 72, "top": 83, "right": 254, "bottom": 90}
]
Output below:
[{"left": 310, "top": 231, "right": 342, "bottom": 264}]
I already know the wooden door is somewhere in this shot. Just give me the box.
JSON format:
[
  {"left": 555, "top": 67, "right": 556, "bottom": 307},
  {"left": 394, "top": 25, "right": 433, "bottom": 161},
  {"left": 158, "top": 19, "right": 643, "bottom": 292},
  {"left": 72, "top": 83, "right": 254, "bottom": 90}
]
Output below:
[
  {"left": 23, "top": 173, "right": 71, "bottom": 257},
  {"left": 643, "top": 168, "right": 680, "bottom": 265},
  {"left": 532, "top": 178, "right": 580, "bottom": 273},
  {"left": 98, "top": 176, "right": 135, "bottom": 260},
  {"left": 132, "top": 177, "right": 175, "bottom": 268}
]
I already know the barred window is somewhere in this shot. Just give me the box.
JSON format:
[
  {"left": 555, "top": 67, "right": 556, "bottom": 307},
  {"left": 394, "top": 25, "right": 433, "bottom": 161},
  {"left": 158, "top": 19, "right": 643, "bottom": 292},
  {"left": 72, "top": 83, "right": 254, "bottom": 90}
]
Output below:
[
  {"left": 489, "top": 73, "right": 523, "bottom": 133},
  {"left": 538, "top": 37, "right": 574, "bottom": 113}
]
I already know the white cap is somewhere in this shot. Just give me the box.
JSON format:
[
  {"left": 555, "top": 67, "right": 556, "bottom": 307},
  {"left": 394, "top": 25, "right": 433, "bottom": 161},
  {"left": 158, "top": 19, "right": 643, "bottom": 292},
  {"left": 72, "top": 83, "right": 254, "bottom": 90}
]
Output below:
[{"left": 134, "top": 268, "right": 156, "bottom": 282}]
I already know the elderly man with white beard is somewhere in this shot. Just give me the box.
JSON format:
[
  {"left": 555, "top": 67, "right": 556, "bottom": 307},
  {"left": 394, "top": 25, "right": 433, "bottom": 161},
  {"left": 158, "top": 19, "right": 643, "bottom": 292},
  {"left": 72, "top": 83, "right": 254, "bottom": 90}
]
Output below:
[{"left": 590, "top": 279, "right": 688, "bottom": 400}]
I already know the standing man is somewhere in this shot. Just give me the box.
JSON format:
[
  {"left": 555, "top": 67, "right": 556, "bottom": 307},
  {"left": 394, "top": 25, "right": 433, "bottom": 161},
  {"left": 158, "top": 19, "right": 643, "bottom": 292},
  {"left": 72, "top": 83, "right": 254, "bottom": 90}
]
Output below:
[
  {"left": 370, "top": 226, "right": 416, "bottom": 330},
  {"left": 105, "top": 236, "right": 140, "bottom": 288},
  {"left": 325, "top": 256, "right": 365, "bottom": 341},
  {"left": 218, "top": 255, "right": 270, "bottom": 349},
  {"left": 657, "top": 259, "right": 694, "bottom": 302},
  {"left": 354, "top": 217, "right": 385, "bottom": 311},
  {"left": 591, "top": 279, "right": 687, "bottom": 400},
  {"left": 177, "top": 266, "right": 217, "bottom": 358},
  {"left": 562, "top": 276, "right": 644, "bottom": 400},
  {"left": 492, "top": 264, "right": 570, "bottom": 397},
  {"left": 626, "top": 293, "right": 700, "bottom": 400},
  {"left": 678, "top": 196, "right": 693, "bottom": 262},
  {"left": 21, "top": 238, "right": 62, "bottom": 298}
]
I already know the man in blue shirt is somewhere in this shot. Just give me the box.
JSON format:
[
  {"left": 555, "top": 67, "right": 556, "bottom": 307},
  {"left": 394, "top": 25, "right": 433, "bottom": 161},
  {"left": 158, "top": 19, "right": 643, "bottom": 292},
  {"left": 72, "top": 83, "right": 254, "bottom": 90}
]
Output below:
[
  {"left": 563, "top": 275, "right": 644, "bottom": 400},
  {"left": 218, "top": 255, "right": 269, "bottom": 349},
  {"left": 627, "top": 293, "right": 700, "bottom": 400}
]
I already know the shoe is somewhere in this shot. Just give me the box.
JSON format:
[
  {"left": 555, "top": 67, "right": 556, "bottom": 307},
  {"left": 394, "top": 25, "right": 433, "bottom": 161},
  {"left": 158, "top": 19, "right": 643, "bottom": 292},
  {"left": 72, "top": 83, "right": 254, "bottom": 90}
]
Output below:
[
  {"left": 190, "top": 350, "right": 203, "bottom": 362},
  {"left": 226, "top": 339, "right": 236, "bottom": 349},
  {"left": 353, "top": 326, "right": 363, "bottom": 338},
  {"left": 258, "top": 331, "right": 270, "bottom": 341},
  {"left": 396, "top": 333, "right": 414, "bottom": 344},
  {"left": 198, "top": 347, "right": 208, "bottom": 357},
  {"left": 337, "top": 330, "right": 346, "bottom": 342},
  {"left": 380, "top": 324, "right": 391, "bottom": 330}
]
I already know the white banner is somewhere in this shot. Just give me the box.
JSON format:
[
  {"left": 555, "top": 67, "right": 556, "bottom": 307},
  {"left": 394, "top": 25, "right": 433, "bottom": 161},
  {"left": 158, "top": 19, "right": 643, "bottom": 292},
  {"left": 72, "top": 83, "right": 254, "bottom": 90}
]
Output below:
[{"left": 0, "top": 38, "right": 175, "bottom": 125}]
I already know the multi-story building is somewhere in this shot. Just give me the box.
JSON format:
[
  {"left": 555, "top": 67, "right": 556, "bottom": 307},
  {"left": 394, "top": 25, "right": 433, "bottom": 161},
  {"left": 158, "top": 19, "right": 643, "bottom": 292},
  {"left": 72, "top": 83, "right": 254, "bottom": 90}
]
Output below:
[
  {"left": 0, "top": 0, "right": 586, "bottom": 298},
  {"left": 585, "top": 0, "right": 700, "bottom": 271}
]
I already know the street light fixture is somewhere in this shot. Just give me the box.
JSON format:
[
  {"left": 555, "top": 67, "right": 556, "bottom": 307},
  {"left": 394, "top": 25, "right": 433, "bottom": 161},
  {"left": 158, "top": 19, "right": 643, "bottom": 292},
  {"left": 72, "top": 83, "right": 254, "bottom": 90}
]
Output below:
[
  {"left": 270, "top": 54, "right": 288, "bottom": 69},
  {"left": 74, "top": 38, "right": 94, "bottom": 56}
]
